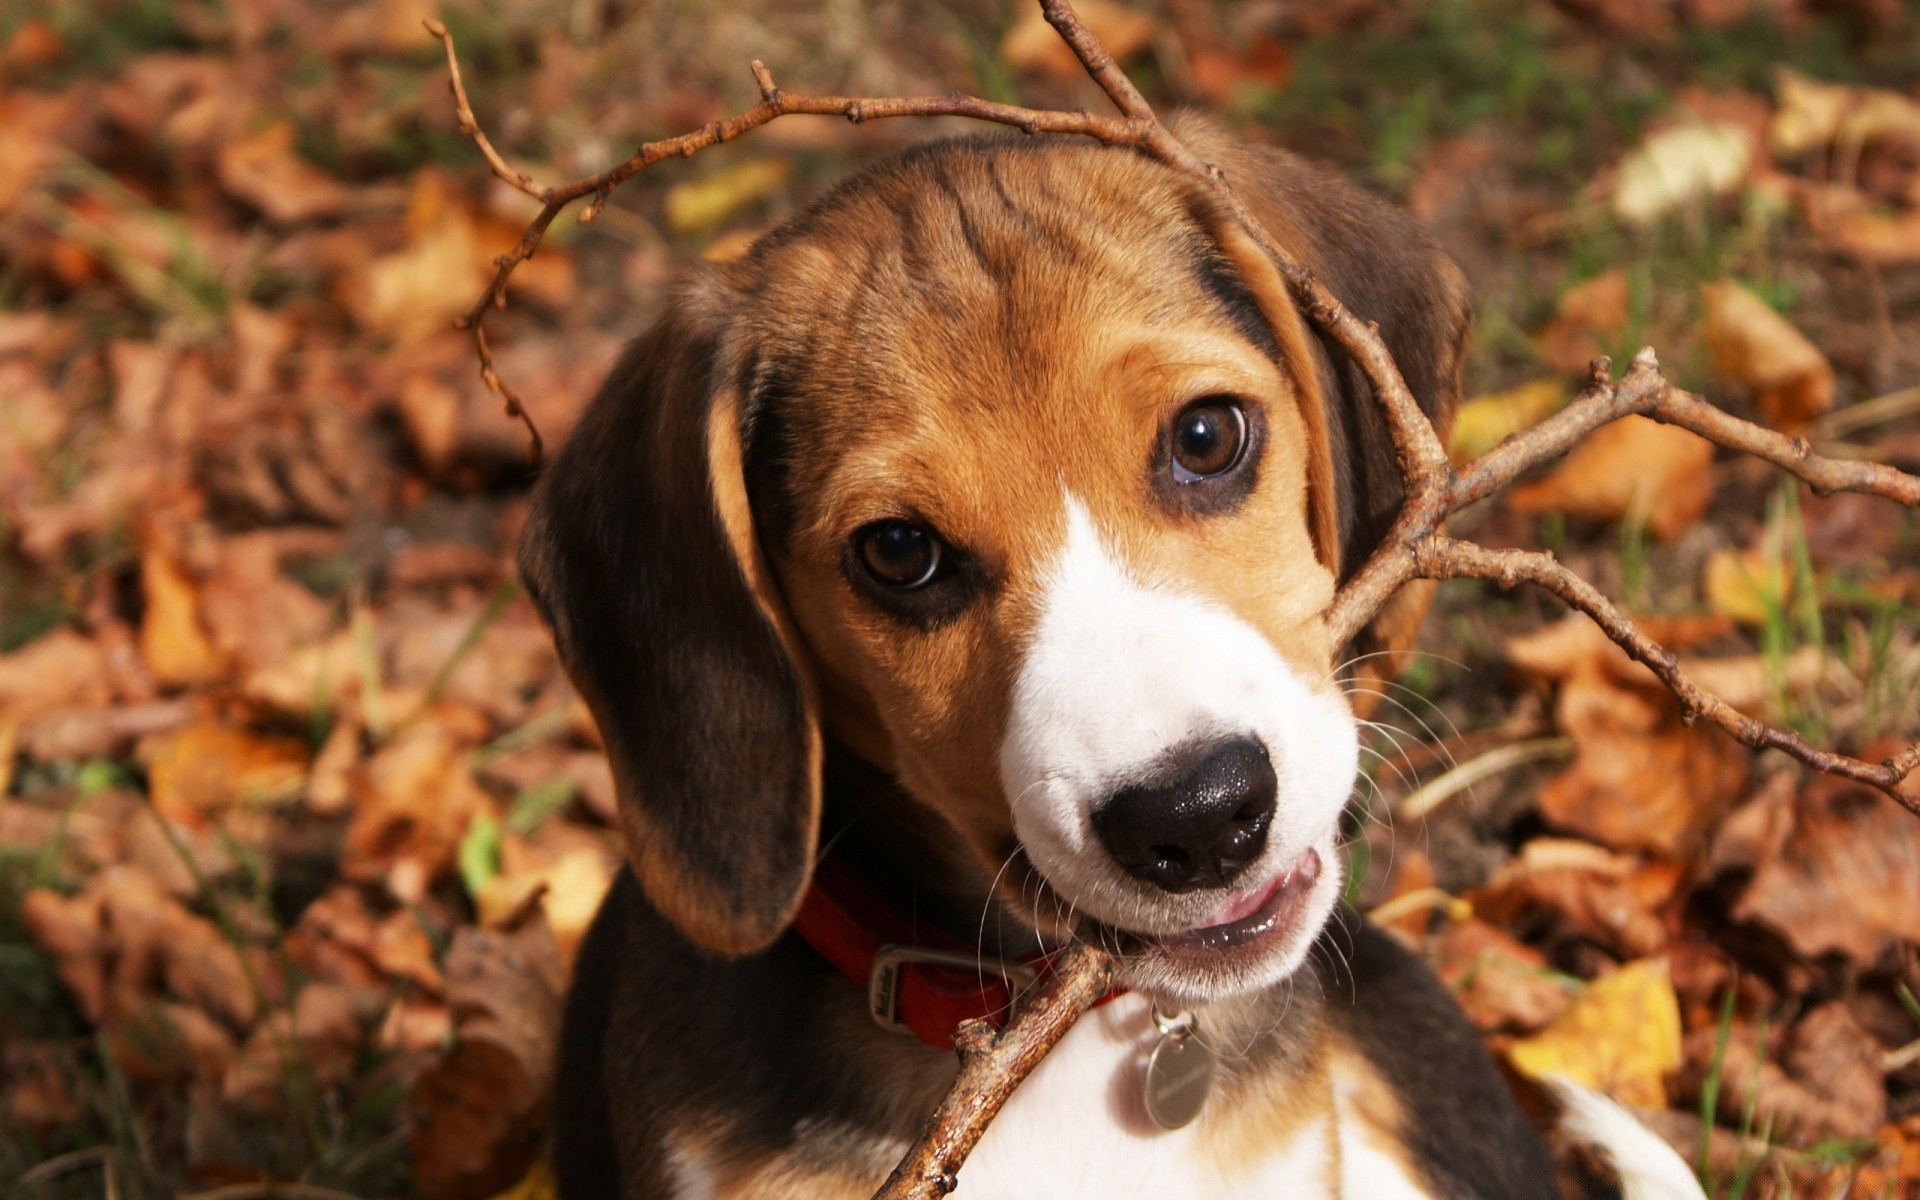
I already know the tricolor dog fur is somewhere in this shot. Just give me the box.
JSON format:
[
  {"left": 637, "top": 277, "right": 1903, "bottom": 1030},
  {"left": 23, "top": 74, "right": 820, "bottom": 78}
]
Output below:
[{"left": 520, "top": 115, "right": 1704, "bottom": 1200}]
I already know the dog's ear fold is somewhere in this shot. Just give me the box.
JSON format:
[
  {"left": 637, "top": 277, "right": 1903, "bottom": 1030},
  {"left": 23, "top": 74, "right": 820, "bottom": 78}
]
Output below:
[
  {"left": 1188, "top": 193, "right": 1345, "bottom": 571},
  {"left": 1171, "top": 114, "right": 1471, "bottom": 581},
  {"left": 518, "top": 289, "right": 821, "bottom": 956}
]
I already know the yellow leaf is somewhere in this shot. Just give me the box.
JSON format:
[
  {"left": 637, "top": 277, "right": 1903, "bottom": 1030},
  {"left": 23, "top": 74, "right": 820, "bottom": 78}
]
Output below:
[
  {"left": 476, "top": 844, "right": 617, "bottom": 964},
  {"left": 1450, "top": 379, "right": 1568, "bottom": 466},
  {"left": 1611, "top": 120, "right": 1753, "bottom": 226},
  {"left": 1702, "top": 545, "right": 1791, "bottom": 627},
  {"left": 1701, "top": 281, "right": 1833, "bottom": 432},
  {"left": 664, "top": 159, "right": 790, "bottom": 236},
  {"left": 486, "top": 1160, "right": 556, "bottom": 1200},
  {"left": 1507, "top": 959, "right": 1682, "bottom": 1109}
]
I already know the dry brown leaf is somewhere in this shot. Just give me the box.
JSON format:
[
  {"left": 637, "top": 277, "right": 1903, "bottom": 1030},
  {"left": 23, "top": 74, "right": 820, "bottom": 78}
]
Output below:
[
  {"left": 1538, "top": 671, "right": 1749, "bottom": 856},
  {"left": 0, "top": 92, "right": 66, "bottom": 217},
  {"left": 1507, "top": 414, "right": 1716, "bottom": 539},
  {"left": 1471, "top": 839, "right": 1682, "bottom": 959},
  {"left": 224, "top": 983, "right": 383, "bottom": 1107},
  {"left": 1508, "top": 616, "right": 1748, "bottom": 855},
  {"left": 345, "top": 713, "right": 494, "bottom": 902},
  {"left": 196, "top": 529, "right": 339, "bottom": 676},
  {"left": 351, "top": 171, "right": 486, "bottom": 344},
  {"left": 1001, "top": 0, "right": 1157, "bottom": 76},
  {"left": 1508, "top": 958, "right": 1683, "bottom": 1109},
  {"left": 1430, "top": 916, "right": 1576, "bottom": 1035},
  {"left": 476, "top": 835, "right": 618, "bottom": 964},
  {"left": 26, "top": 867, "right": 261, "bottom": 1030},
  {"left": 410, "top": 912, "right": 564, "bottom": 1200},
  {"left": 1700, "top": 281, "right": 1834, "bottom": 432},
  {"left": 139, "top": 540, "right": 224, "bottom": 688},
  {"left": 286, "top": 884, "right": 388, "bottom": 989},
  {"left": 1536, "top": 271, "right": 1629, "bottom": 376},
  {"left": 1677, "top": 1008, "right": 1884, "bottom": 1145},
  {"left": 1450, "top": 379, "right": 1569, "bottom": 466},
  {"left": 0, "top": 627, "right": 112, "bottom": 712},
  {"left": 215, "top": 121, "right": 350, "bottom": 225},
  {"left": 1187, "top": 37, "right": 1293, "bottom": 108},
  {"left": 373, "top": 907, "right": 446, "bottom": 994},
  {"left": 1730, "top": 764, "right": 1920, "bottom": 962},
  {"left": 143, "top": 719, "right": 309, "bottom": 826}
]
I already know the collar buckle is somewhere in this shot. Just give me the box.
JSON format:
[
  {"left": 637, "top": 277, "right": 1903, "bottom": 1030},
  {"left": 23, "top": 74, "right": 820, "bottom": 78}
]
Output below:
[{"left": 867, "top": 944, "right": 1039, "bottom": 1037}]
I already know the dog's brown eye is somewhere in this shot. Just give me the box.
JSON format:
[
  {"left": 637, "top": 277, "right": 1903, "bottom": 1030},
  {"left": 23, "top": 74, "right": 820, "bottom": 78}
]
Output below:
[
  {"left": 1171, "top": 400, "right": 1247, "bottom": 483},
  {"left": 856, "top": 520, "right": 943, "bottom": 590}
]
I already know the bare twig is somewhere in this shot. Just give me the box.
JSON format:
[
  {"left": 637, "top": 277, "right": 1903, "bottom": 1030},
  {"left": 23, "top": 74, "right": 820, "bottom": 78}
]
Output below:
[
  {"left": 871, "top": 942, "right": 1113, "bottom": 1200},
  {"left": 1326, "top": 349, "right": 1920, "bottom": 814},
  {"left": 424, "top": 15, "right": 1153, "bottom": 465}
]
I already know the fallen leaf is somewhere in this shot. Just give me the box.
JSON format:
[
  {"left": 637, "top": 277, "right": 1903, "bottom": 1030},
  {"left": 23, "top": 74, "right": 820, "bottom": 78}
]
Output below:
[
  {"left": 1471, "top": 839, "right": 1682, "bottom": 959},
  {"left": 1507, "top": 414, "right": 1716, "bottom": 539},
  {"left": 1187, "top": 37, "right": 1292, "bottom": 107},
  {"left": 1509, "top": 617, "right": 1749, "bottom": 855},
  {"left": 143, "top": 719, "right": 309, "bottom": 826},
  {"left": 139, "top": 540, "right": 224, "bottom": 688},
  {"left": 224, "top": 983, "right": 382, "bottom": 1106},
  {"left": 215, "top": 121, "right": 350, "bottom": 224},
  {"left": 1508, "top": 959, "right": 1683, "bottom": 1109},
  {"left": 350, "top": 171, "right": 485, "bottom": 344},
  {"left": 1770, "top": 67, "right": 1920, "bottom": 163},
  {"left": 1730, "top": 764, "right": 1920, "bottom": 961},
  {"left": 0, "top": 627, "right": 112, "bottom": 712},
  {"left": 1536, "top": 271, "right": 1629, "bottom": 377},
  {"left": 476, "top": 833, "right": 618, "bottom": 964},
  {"left": 1450, "top": 379, "right": 1569, "bottom": 466},
  {"left": 664, "top": 158, "right": 790, "bottom": 235},
  {"left": 1701, "top": 545, "right": 1791, "bottom": 626},
  {"left": 1001, "top": 0, "right": 1158, "bottom": 77},
  {"left": 1700, "top": 281, "right": 1833, "bottom": 432},
  {"left": 1677, "top": 1008, "right": 1883, "bottom": 1144},
  {"left": 345, "top": 713, "right": 495, "bottom": 903},
  {"left": 1611, "top": 120, "right": 1754, "bottom": 226},
  {"left": 1430, "top": 916, "right": 1577, "bottom": 1034},
  {"left": 410, "top": 912, "right": 564, "bottom": 1200}
]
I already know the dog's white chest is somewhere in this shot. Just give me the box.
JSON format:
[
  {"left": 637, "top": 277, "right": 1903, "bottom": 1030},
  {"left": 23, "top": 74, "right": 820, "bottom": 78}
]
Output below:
[{"left": 953, "top": 994, "right": 1338, "bottom": 1200}]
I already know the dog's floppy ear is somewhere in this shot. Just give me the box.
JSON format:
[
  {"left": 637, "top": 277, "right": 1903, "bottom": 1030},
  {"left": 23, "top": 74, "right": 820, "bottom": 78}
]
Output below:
[
  {"left": 518, "top": 287, "right": 821, "bottom": 956},
  {"left": 1170, "top": 114, "right": 1471, "bottom": 581}
]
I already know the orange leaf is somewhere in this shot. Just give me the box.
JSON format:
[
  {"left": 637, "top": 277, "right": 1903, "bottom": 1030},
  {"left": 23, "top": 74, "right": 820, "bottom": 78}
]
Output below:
[{"left": 1507, "top": 414, "right": 1716, "bottom": 539}]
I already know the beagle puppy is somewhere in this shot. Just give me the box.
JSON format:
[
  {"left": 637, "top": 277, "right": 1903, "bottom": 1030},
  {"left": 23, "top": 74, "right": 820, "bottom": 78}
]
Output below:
[{"left": 520, "top": 115, "right": 1701, "bottom": 1200}]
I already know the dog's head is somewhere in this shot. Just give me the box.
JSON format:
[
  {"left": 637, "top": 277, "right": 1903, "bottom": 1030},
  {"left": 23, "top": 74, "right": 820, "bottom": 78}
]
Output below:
[{"left": 520, "top": 117, "right": 1467, "bottom": 1003}]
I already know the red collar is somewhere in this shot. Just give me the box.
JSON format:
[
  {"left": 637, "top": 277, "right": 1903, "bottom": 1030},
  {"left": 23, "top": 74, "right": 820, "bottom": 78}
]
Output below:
[{"left": 792, "top": 857, "right": 1119, "bottom": 1049}]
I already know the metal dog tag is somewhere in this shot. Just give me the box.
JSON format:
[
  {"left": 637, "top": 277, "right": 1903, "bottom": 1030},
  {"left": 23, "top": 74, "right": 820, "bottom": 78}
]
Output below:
[{"left": 1143, "top": 1009, "right": 1215, "bottom": 1130}]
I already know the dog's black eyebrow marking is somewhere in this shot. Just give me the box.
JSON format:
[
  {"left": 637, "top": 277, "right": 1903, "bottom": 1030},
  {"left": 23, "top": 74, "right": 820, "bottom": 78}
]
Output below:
[
  {"left": 742, "top": 355, "right": 804, "bottom": 550},
  {"left": 1191, "top": 247, "right": 1284, "bottom": 365},
  {"left": 986, "top": 154, "right": 1046, "bottom": 244},
  {"left": 931, "top": 160, "right": 997, "bottom": 281}
]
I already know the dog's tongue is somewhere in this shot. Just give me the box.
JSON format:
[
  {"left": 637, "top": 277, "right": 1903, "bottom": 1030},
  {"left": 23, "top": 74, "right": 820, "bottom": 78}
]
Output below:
[{"left": 1196, "top": 871, "right": 1287, "bottom": 930}]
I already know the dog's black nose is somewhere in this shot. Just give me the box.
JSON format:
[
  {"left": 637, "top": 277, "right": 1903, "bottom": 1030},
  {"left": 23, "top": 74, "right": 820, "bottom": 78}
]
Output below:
[{"left": 1093, "top": 738, "right": 1277, "bottom": 893}]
